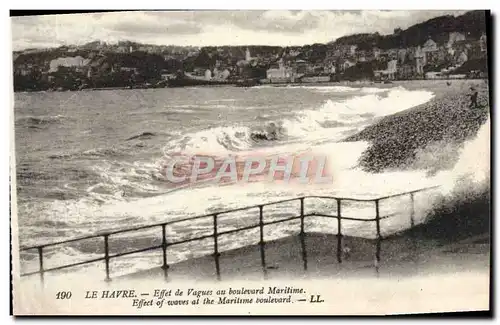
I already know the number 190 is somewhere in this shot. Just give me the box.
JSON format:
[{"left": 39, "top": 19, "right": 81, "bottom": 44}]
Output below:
[{"left": 56, "top": 291, "right": 72, "bottom": 299}]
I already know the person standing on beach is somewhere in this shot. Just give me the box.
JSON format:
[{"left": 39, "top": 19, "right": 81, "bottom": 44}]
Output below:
[{"left": 468, "top": 87, "right": 479, "bottom": 108}]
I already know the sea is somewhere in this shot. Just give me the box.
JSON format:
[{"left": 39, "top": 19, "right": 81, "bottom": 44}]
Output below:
[{"left": 13, "top": 83, "right": 489, "bottom": 279}]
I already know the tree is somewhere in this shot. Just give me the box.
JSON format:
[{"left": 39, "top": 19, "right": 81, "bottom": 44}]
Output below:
[{"left": 194, "top": 49, "right": 213, "bottom": 69}]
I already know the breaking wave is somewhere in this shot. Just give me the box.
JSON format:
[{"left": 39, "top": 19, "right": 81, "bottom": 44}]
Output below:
[
  {"left": 162, "top": 86, "right": 434, "bottom": 154},
  {"left": 16, "top": 114, "right": 69, "bottom": 128}
]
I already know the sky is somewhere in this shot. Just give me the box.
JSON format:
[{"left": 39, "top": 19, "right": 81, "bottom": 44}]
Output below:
[{"left": 11, "top": 10, "right": 467, "bottom": 51}]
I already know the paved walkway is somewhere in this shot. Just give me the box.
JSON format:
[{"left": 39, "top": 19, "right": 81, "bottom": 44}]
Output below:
[{"left": 120, "top": 232, "right": 490, "bottom": 282}]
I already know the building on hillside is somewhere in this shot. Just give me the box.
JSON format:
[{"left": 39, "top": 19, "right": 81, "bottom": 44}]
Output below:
[
  {"left": 415, "top": 46, "right": 426, "bottom": 75},
  {"left": 480, "top": 33, "right": 487, "bottom": 52},
  {"left": 354, "top": 50, "right": 368, "bottom": 62},
  {"left": 386, "top": 60, "right": 398, "bottom": 79},
  {"left": 406, "top": 47, "right": 416, "bottom": 62},
  {"left": 49, "top": 56, "right": 90, "bottom": 73},
  {"left": 447, "top": 32, "right": 466, "bottom": 49},
  {"left": 236, "top": 59, "right": 250, "bottom": 75},
  {"left": 266, "top": 59, "right": 294, "bottom": 83},
  {"left": 422, "top": 38, "right": 439, "bottom": 64},
  {"left": 245, "top": 48, "right": 252, "bottom": 62},
  {"left": 340, "top": 59, "right": 355, "bottom": 71},
  {"left": 422, "top": 37, "right": 438, "bottom": 53},
  {"left": 212, "top": 67, "right": 230, "bottom": 80},
  {"left": 161, "top": 73, "right": 176, "bottom": 80},
  {"left": 301, "top": 75, "right": 330, "bottom": 83},
  {"left": 387, "top": 48, "right": 398, "bottom": 60},
  {"left": 14, "top": 63, "right": 35, "bottom": 76},
  {"left": 436, "top": 47, "right": 448, "bottom": 63},
  {"left": 425, "top": 71, "right": 443, "bottom": 79},
  {"left": 204, "top": 69, "right": 212, "bottom": 80},
  {"left": 293, "top": 59, "right": 309, "bottom": 75},
  {"left": 397, "top": 49, "right": 408, "bottom": 64},
  {"left": 457, "top": 51, "right": 468, "bottom": 65},
  {"left": 468, "top": 42, "right": 483, "bottom": 60},
  {"left": 324, "top": 62, "right": 336, "bottom": 74},
  {"left": 374, "top": 59, "right": 398, "bottom": 80},
  {"left": 325, "top": 47, "right": 342, "bottom": 61},
  {"left": 116, "top": 46, "right": 129, "bottom": 53},
  {"left": 120, "top": 67, "right": 139, "bottom": 74},
  {"left": 398, "top": 64, "right": 416, "bottom": 80},
  {"left": 349, "top": 45, "right": 357, "bottom": 56}
]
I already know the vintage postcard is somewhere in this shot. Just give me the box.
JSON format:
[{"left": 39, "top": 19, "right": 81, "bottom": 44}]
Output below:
[{"left": 11, "top": 10, "right": 491, "bottom": 315}]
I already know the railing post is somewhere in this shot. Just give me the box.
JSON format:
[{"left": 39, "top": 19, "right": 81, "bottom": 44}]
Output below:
[
  {"left": 300, "top": 198, "right": 305, "bottom": 236},
  {"left": 300, "top": 231, "right": 308, "bottom": 272},
  {"left": 161, "top": 224, "right": 169, "bottom": 278},
  {"left": 213, "top": 214, "right": 219, "bottom": 255},
  {"left": 410, "top": 193, "right": 415, "bottom": 227},
  {"left": 374, "top": 200, "right": 381, "bottom": 269},
  {"left": 103, "top": 234, "right": 110, "bottom": 282},
  {"left": 336, "top": 199, "right": 342, "bottom": 263},
  {"left": 259, "top": 205, "right": 264, "bottom": 245},
  {"left": 213, "top": 214, "right": 221, "bottom": 281},
  {"left": 258, "top": 205, "right": 267, "bottom": 278},
  {"left": 37, "top": 246, "right": 44, "bottom": 282}
]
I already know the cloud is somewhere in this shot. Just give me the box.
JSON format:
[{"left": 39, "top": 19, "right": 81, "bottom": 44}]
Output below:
[
  {"left": 10, "top": 10, "right": 468, "bottom": 50},
  {"left": 112, "top": 20, "right": 202, "bottom": 35}
]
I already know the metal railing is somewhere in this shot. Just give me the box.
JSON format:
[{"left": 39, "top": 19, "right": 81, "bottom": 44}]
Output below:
[{"left": 19, "top": 186, "right": 440, "bottom": 281}]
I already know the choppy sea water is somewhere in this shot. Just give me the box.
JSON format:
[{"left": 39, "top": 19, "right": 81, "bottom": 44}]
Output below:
[{"left": 15, "top": 83, "right": 487, "bottom": 279}]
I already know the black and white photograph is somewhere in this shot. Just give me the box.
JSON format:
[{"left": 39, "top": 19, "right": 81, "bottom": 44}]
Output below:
[{"left": 10, "top": 9, "right": 491, "bottom": 315}]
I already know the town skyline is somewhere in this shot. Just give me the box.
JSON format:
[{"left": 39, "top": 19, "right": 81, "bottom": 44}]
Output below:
[
  {"left": 11, "top": 10, "right": 467, "bottom": 51},
  {"left": 12, "top": 10, "right": 488, "bottom": 92}
]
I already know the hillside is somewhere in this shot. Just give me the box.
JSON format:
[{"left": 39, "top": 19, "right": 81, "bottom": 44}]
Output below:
[
  {"left": 12, "top": 10, "right": 489, "bottom": 91},
  {"left": 334, "top": 10, "right": 488, "bottom": 49}
]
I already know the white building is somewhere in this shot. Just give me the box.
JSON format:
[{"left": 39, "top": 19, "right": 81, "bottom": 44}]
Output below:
[
  {"left": 415, "top": 46, "right": 426, "bottom": 74},
  {"left": 204, "top": 69, "right": 212, "bottom": 80},
  {"left": 341, "top": 60, "right": 355, "bottom": 71},
  {"left": 425, "top": 71, "right": 442, "bottom": 79},
  {"left": 213, "top": 68, "right": 230, "bottom": 80},
  {"left": 324, "top": 62, "right": 336, "bottom": 74},
  {"left": 386, "top": 60, "right": 397, "bottom": 79},
  {"left": 245, "top": 48, "right": 252, "bottom": 62},
  {"left": 480, "top": 33, "right": 487, "bottom": 52},
  {"left": 447, "top": 32, "right": 466, "bottom": 48},
  {"left": 374, "top": 60, "right": 398, "bottom": 80},
  {"left": 49, "top": 56, "right": 90, "bottom": 73},
  {"left": 457, "top": 51, "right": 468, "bottom": 65},
  {"left": 349, "top": 45, "right": 357, "bottom": 56},
  {"left": 422, "top": 38, "right": 438, "bottom": 55},
  {"left": 266, "top": 59, "right": 293, "bottom": 83}
]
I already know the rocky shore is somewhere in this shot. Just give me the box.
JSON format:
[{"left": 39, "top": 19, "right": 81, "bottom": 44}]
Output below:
[{"left": 345, "top": 79, "right": 490, "bottom": 173}]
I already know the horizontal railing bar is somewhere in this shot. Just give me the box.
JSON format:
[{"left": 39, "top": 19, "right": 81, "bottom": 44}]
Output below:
[
  {"left": 21, "top": 257, "right": 105, "bottom": 277},
  {"left": 108, "top": 244, "right": 163, "bottom": 259},
  {"left": 105, "top": 223, "right": 165, "bottom": 236},
  {"left": 20, "top": 186, "right": 439, "bottom": 251},
  {"left": 264, "top": 215, "right": 301, "bottom": 226},
  {"left": 308, "top": 213, "right": 393, "bottom": 222},
  {"left": 309, "top": 213, "right": 376, "bottom": 221},
  {"left": 309, "top": 196, "right": 375, "bottom": 202},
  {"left": 218, "top": 224, "right": 260, "bottom": 236},
  {"left": 166, "top": 234, "right": 215, "bottom": 247}
]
